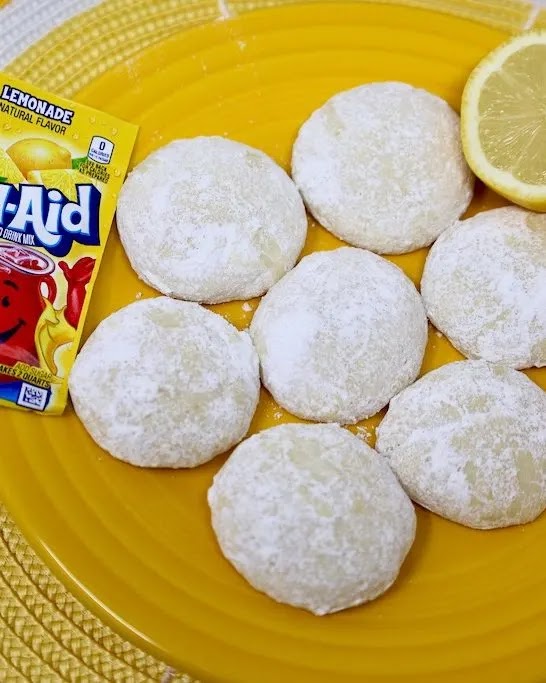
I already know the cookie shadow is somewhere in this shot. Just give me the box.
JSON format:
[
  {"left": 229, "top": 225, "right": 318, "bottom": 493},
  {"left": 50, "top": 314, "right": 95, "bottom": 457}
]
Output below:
[{"left": 389, "top": 505, "right": 432, "bottom": 595}]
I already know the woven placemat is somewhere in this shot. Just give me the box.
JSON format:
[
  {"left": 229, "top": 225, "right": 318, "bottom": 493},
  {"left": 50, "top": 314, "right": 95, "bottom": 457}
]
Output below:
[{"left": 0, "top": 0, "right": 544, "bottom": 680}]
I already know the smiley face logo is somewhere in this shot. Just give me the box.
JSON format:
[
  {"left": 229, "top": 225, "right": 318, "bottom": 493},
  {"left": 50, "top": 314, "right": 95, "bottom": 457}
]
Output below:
[
  {"left": 0, "top": 277, "right": 26, "bottom": 344},
  {"left": 0, "top": 245, "right": 56, "bottom": 368}
]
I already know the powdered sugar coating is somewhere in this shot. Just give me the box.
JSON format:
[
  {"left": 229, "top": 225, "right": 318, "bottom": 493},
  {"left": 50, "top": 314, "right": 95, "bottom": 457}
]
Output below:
[
  {"left": 376, "top": 361, "right": 546, "bottom": 529},
  {"left": 422, "top": 207, "right": 546, "bottom": 369},
  {"left": 117, "top": 137, "right": 307, "bottom": 303},
  {"left": 208, "top": 423, "right": 416, "bottom": 615},
  {"left": 292, "top": 82, "right": 474, "bottom": 254},
  {"left": 250, "top": 247, "right": 428, "bottom": 424},
  {"left": 69, "top": 297, "right": 259, "bottom": 468}
]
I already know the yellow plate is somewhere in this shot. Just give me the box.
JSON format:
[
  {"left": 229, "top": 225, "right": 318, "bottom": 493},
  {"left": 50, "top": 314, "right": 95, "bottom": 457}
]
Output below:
[{"left": 2, "top": 4, "right": 546, "bottom": 682}]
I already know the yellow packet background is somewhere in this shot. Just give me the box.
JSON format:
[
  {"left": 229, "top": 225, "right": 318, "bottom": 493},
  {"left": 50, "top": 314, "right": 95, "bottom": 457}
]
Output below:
[{"left": 0, "top": 73, "right": 137, "bottom": 414}]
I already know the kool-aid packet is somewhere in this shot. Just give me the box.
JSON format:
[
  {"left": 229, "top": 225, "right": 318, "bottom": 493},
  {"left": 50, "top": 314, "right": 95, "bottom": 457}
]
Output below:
[{"left": 0, "top": 73, "right": 137, "bottom": 414}]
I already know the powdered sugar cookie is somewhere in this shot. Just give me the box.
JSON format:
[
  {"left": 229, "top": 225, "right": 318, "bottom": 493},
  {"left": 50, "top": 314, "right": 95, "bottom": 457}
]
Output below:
[
  {"left": 421, "top": 207, "right": 546, "bottom": 369},
  {"left": 292, "top": 82, "right": 474, "bottom": 254},
  {"left": 208, "top": 423, "right": 416, "bottom": 615},
  {"left": 69, "top": 297, "right": 259, "bottom": 468},
  {"left": 117, "top": 137, "right": 307, "bottom": 303},
  {"left": 376, "top": 360, "right": 546, "bottom": 529},
  {"left": 250, "top": 247, "right": 428, "bottom": 423}
]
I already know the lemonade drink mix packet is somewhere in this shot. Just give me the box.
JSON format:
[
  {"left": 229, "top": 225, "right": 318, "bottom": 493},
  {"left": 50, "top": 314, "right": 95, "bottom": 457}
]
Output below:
[{"left": 0, "top": 73, "right": 137, "bottom": 414}]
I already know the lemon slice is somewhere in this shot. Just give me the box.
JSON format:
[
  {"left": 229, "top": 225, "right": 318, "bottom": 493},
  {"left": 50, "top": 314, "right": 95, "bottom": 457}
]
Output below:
[
  {"left": 27, "top": 169, "right": 93, "bottom": 202},
  {"left": 461, "top": 30, "right": 546, "bottom": 211},
  {"left": 0, "top": 147, "right": 25, "bottom": 184}
]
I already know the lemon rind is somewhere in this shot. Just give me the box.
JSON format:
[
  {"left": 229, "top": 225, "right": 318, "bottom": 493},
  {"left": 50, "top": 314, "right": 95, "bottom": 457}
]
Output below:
[{"left": 461, "top": 30, "right": 546, "bottom": 211}]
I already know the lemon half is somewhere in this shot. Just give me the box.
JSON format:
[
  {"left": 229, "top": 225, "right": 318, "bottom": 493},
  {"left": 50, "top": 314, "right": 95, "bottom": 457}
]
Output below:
[
  {"left": 27, "top": 169, "right": 93, "bottom": 202},
  {"left": 461, "top": 30, "right": 546, "bottom": 211},
  {"left": 0, "top": 146, "right": 26, "bottom": 184}
]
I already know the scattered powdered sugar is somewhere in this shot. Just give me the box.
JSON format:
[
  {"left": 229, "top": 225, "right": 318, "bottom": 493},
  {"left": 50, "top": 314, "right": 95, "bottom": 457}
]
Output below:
[
  {"left": 208, "top": 424, "right": 415, "bottom": 615},
  {"left": 250, "top": 247, "right": 428, "bottom": 424},
  {"left": 292, "top": 82, "right": 473, "bottom": 254},
  {"left": 376, "top": 360, "right": 546, "bottom": 529},
  {"left": 355, "top": 425, "right": 372, "bottom": 443},
  {"left": 422, "top": 207, "right": 546, "bottom": 369},
  {"left": 69, "top": 297, "right": 260, "bottom": 468},
  {"left": 241, "top": 302, "right": 253, "bottom": 312},
  {"left": 116, "top": 136, "right": 307, "bottom": 304}
]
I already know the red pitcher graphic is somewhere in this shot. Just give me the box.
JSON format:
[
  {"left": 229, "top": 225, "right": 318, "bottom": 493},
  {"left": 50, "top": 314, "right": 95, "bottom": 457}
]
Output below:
[{"left": 0, "top": 244, "right": 94, "bottom": 380}]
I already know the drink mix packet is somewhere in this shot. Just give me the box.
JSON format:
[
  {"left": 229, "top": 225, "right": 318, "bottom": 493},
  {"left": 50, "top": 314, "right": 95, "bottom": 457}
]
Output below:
[{"left": 0, "top": 73, "right": 137, "bottom": 414}]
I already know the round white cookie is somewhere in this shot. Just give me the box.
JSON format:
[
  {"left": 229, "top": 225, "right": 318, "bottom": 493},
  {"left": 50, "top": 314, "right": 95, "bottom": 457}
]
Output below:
[
  {"left": 292, "top": 81, "right": 474, "bottom": 254},
  {"left": 208, "top": 423, "right": 416, "bottom": 615},
  {"left": 421, "top": 207, "right": 546, "bottom": 369},
  {"left": 249, "top": 247, "right": 428, "bottom": 423},
  {"left": 117, "top": 136, "right": 307, "bottom": 303},
  {"left": 376, "top": 360, "right": 546, "bottom": 529},
  {"left": 69, "top": 297, "right": 259, "bottom": 468}
]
